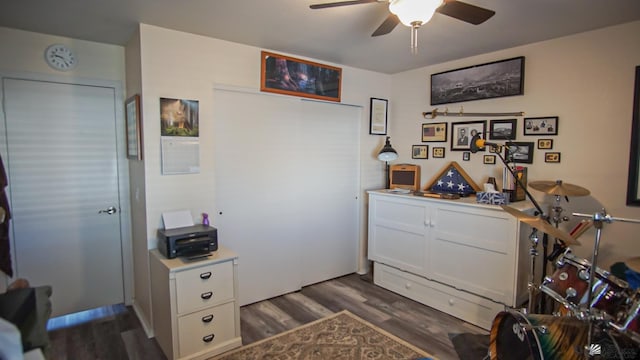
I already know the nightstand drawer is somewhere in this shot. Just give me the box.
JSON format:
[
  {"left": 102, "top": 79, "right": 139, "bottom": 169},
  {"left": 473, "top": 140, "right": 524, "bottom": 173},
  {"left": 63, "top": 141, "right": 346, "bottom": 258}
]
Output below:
[
  {"left": 177, "top": 301, "right": 236, "bottom": 357},
  {"left": 175, "top": 261, "right": 234, "bottom": 314}
]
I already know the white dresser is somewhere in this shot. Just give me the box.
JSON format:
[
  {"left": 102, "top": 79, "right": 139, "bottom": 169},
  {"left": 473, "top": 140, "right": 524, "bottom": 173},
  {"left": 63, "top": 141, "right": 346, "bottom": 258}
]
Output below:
[
  {"left": 150, "top": 247, "right": 242, "bottom": 360},
  {"left": 368, "top": 190, "right": 531, "bottom": 329}
]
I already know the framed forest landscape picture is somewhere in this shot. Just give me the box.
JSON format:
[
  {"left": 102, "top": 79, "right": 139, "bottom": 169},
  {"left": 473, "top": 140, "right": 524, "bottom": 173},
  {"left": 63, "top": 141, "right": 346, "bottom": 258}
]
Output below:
[{"left": 260, "top": 51, "right": 341, "bottom": 102}]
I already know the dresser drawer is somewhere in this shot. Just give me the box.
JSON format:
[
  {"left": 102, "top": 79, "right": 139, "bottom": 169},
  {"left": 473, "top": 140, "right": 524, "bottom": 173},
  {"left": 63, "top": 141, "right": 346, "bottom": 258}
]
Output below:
[
  {"left": 374, "top": 262, "right": 504, "bottom": 330},
  {"left": 175, "top": 261, "right": 234, "bottom": 314},
  {"left": 177, "top": 301, "right": 237, "bottom": 357}
]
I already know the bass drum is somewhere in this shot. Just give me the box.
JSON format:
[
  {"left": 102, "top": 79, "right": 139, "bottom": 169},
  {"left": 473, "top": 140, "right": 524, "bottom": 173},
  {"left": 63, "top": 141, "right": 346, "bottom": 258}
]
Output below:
[{"left": 489, "top": 310, "right": 638, "bottom": 360}]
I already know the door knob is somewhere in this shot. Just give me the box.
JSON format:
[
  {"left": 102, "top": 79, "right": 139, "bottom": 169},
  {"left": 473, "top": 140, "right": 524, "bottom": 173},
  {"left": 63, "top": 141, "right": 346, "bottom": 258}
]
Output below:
[{"left": 98, "top": 206, "right": 117, "bottom": 215}]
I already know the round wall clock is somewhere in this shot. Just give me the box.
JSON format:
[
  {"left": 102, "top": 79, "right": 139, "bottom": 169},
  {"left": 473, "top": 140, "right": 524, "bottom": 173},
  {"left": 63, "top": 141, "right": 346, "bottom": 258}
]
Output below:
[{"left": 44, "top": 44, "right": 77, "bottom": 71}]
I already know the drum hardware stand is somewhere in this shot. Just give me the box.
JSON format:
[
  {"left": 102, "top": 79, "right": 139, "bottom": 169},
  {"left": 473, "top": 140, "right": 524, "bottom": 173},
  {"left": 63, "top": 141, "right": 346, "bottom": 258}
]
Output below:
[
  {"left": 541, "top": 195, "right": 571, "bottom": 314},
  {"left": 572, "top": 209, "right": 640, "bottom": 357},
  {"left": 492, "top": 147, "right": 552, "bottom": 315},
  {"left": 526, "top": 228, "right": 540, "bottom": 314}
]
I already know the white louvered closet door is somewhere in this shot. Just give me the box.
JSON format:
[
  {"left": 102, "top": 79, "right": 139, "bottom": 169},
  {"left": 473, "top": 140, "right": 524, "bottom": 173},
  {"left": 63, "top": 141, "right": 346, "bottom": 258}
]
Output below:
[
  {"left": 3, "top": 78, "right": 123, "bottom": 317},
  {"left": 214, "top": 88, "right": 360, "bottom": 306}
]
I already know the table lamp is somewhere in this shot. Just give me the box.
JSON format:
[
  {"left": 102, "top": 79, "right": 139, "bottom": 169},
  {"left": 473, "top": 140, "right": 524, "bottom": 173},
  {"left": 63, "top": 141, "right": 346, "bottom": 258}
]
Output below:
[{"left": 378, "top": 136, "right": 398, "bottom": 188}]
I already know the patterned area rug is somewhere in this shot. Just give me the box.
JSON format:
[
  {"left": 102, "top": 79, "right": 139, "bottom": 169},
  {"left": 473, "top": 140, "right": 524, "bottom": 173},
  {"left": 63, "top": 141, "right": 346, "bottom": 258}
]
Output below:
[{"left": 210, "top": 310, "right": 434, "bottom": 360}]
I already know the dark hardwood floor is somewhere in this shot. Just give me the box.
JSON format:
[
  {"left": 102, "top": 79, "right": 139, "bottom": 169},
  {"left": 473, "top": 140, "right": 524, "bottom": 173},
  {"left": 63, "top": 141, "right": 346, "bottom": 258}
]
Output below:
[{"left": 47, "top": 273, "right": 488, "bottom": 360}]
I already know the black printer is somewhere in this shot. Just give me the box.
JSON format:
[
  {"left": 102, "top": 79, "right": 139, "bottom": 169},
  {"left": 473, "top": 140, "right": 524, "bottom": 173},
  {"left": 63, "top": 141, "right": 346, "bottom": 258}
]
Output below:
[{"left": 157, "top": 224, "right": 218, "bottom": 259}]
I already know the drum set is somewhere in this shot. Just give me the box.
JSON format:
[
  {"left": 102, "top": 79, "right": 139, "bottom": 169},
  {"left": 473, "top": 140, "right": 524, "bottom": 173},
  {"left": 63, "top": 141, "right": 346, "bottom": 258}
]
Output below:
[{"left": 488, "top": 180, "right": 640, "bottom": 360}]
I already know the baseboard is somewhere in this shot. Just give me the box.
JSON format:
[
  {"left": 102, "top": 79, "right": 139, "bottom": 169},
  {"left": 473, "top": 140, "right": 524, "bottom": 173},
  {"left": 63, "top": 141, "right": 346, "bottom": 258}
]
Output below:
[{"left": 132, "top": 301, "right": 154, "bottom": 338}]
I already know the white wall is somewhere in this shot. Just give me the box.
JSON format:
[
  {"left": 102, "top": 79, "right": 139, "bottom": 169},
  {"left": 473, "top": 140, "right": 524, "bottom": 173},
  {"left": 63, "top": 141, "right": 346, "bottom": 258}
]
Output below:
[
  {"left": 389, "top": 21, "right": 640, "bottom": 270},
  {"left": 133, "top": 24, "right": 391, "bottom": 331}
]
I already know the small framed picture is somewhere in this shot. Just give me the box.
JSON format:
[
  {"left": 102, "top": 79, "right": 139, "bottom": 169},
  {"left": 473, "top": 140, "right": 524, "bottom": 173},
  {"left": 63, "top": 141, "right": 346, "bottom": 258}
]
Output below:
[
  {"left": 422, "top": 122, "right": 448, "bottom": 142},
  {"left": 489, "top": 119, "right": 517, "bottom": 140},
  {"left": 483, "top": 155, "right": 496, "bottom": 164},
  {"left": 545, "top": 152, "right": 561, "bottom": 163},
  {"left": 538, "top": 139, "right": 554, "bottom": 149},
  {"left": 463, "top": 151, "right": 471, "bottom": 161},
  {"left": 433, "top": 147, "right": 445, "bottom": 158},
  {"left": 125, "top": 94, "right": 142, "bottom": 160},
  {"left": 524, "top": 116, "right": 558, "bottom": 136},
  {"left": 488, "top": 146, "right": 499, "bottom": 153},
  {"left": 451, "top": 120, "right": 487, "bottom": 151},
  {"left": 412, "top": 145, "right": 429, "bottom": 159},
  {"left": 505, "top": 141, "right": 534, "bottom": 164},
  {"left": 369, "top": 98, "right": 388, "bottom": 135}
]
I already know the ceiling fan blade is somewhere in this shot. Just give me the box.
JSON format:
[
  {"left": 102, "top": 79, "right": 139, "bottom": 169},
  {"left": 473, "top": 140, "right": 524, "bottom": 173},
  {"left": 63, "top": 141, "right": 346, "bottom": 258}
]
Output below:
[
  {"left": 371, "top": 13, "right": 399, "bottom": 37},
  {"left": 436, "top": 0, "right": 495, "bottom": 25},
  {"left": 310, "top": 0, "right": 379, "bottom": 10}
]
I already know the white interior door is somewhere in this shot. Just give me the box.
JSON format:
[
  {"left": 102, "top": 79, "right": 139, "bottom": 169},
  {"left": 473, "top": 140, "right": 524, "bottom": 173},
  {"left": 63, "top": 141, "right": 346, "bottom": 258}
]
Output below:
[
  {"left": 213, "top": 88, "right": 359, "bottom": 306},
  {"left": 3, "top": 78, "right": 124, "bottom": 317}
]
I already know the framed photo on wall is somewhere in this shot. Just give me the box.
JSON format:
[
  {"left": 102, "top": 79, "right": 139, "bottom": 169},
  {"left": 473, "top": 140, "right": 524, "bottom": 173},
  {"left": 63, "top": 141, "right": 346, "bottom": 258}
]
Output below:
[
  {"left": 125, "top": 94, "right": 142, "bottom": 160},
  {"left": 627, "top": 66, "right": 640, "bottom": 205},
  {"left": 412, "top": 145, "right": 429, "bottom": 159},
  {"left": 524, "top": 116, "right": 558, "bottom": 136},
  {"left": 537, "top": 139, "right": 554, "bottom": 149},
  {"left": 545, "top": 152, "right": 561, "bottom": 163},
  {"left": 433, "top": 147, "right": 445, "bottom": 158},
  {"left": 505, "top": 141, "right": 534, "bottom": 164},
  {"left": 431, "top": 56, "right": 525, "bottom": 105},
  {"left": 369, "top": 98, "right": 388, "bottom": 135},
  {"left": 260, "top": 51, "right": 341, "bottom": 102},
  {"left": 483, "top": 155, "right": 496, "bottom": 164},
  {"left": 451, "top": 120, "right": 486, "bottom": 151},
  {"left": 422, "top": 122, "right": 447, "bottom": 142},
  {"left": 489, "top": 119, "right": 517, "bottom": 140}
]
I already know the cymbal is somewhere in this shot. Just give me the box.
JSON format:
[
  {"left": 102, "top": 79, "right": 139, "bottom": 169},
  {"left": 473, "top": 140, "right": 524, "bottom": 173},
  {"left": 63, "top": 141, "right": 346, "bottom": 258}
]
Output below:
[
  {"left": 529, "top": 180, "right": 590, "bottom": 197},
  {"left": 500, "top": 205, "right": 580, "bottom": 245},
  {"left": 627, "top": 257, "right": 640, "bottom": 273}
]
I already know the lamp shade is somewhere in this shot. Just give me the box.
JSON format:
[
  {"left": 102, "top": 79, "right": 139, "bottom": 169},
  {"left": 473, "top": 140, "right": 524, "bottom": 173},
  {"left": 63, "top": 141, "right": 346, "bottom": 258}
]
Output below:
[
  {"left": 389, "top": 0, "right": 441, "bottom": 26},
  {"left": 378, "top": 136, "right": 398, "bottom": 162}
]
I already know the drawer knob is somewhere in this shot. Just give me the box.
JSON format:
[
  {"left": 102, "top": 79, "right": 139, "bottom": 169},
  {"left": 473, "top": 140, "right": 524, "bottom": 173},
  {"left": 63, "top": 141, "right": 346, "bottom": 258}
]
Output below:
[
  {"left": 201, "top": 291, "right": 213, "bottom": 300},
  {"left": 405, "top": 282, "right": 411, "bottom": 289},
  {"left": 203, "top": 334, "right": 215, "bottom": 343},
  {"left": 202, "top": 314, "right": 214, "bottom": 323},
  {"left": 200, "top": 272, "right": 212, "bottom": 280},
  {"left": 449, "top": 298, "right": 455, "bottom": 306}
]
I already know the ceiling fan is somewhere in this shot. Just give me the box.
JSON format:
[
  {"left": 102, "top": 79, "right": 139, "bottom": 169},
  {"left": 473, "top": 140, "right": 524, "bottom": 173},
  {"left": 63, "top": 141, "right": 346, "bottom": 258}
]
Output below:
[{"left": 309, "top": 0, "right": 495, "bottom": 53}]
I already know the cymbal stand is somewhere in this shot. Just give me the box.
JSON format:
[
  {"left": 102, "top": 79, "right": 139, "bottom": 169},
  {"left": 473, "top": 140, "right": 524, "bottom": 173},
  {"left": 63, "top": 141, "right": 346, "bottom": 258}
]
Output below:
[
  {"left": 494, "top": 145, "right": 548, "bottom": 313},
  {"left": 572, "top": 210, "right": 640, "bottom": 357},
  {"left": 550, "top": 195, "right": 570, "bottom": 229},
  {"left": 526, "top": 228, "right": 540, "bottom": 314},
  {"left": 542, "top": 195, "right": 570, "bottom": 313}
]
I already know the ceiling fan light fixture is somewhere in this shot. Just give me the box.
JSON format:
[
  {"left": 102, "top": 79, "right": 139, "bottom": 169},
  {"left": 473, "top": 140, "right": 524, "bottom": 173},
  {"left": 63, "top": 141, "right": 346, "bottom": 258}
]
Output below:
[{"left": 388, "top": 0, "right": 441, "bottom": 27}]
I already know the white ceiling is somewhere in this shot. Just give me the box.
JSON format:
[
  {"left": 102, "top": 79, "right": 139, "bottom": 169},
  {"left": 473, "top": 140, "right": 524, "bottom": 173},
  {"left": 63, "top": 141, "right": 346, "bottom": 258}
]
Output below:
[{"left": 2, "top": 0, "right": 640, "bottom": 74}]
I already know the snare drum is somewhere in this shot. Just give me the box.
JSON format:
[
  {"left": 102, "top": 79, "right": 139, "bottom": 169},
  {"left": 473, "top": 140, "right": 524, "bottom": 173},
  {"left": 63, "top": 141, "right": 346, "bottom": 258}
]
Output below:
[
  {"left": 540, "top": 251, "right": 629, "bottom": 318},
  {"left": 489, "top": 310, "right": 638, "bottom": 359}
]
